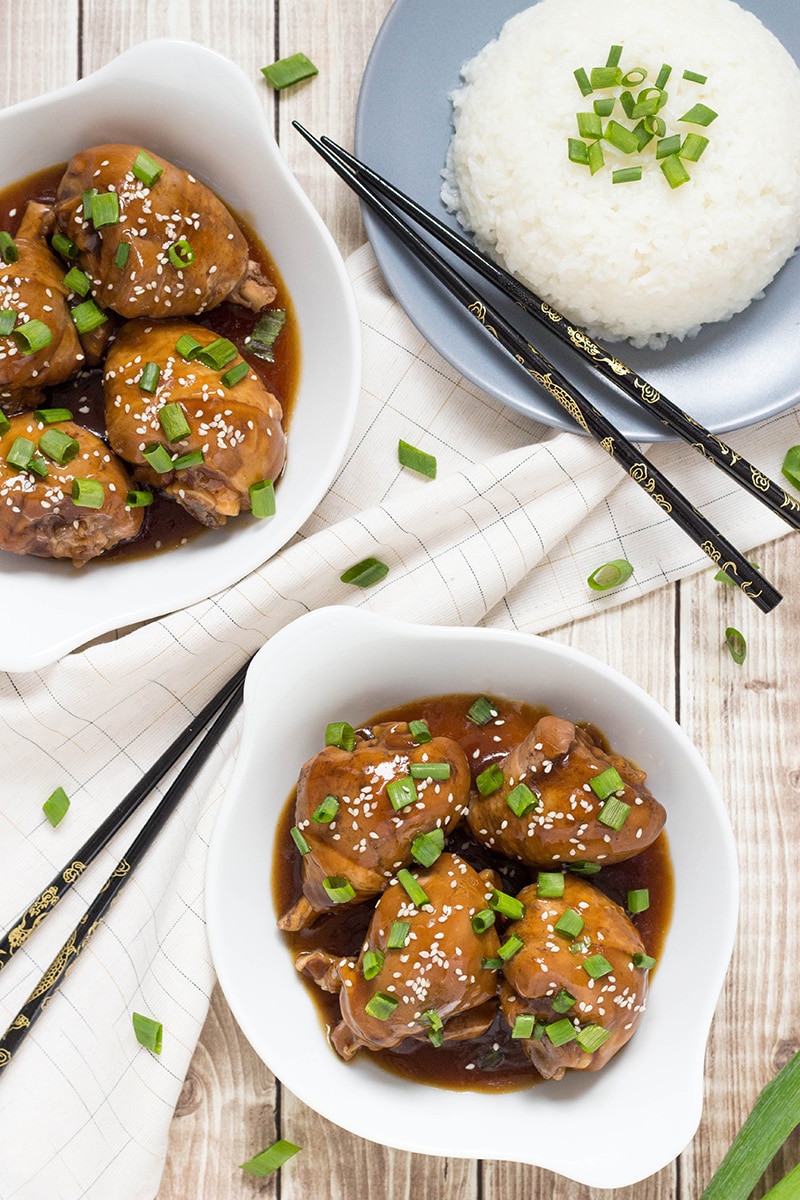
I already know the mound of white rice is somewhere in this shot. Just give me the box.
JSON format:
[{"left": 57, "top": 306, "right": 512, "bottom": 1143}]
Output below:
[{"left": 442, "top": 0, "right": 800, "bottom": 348}]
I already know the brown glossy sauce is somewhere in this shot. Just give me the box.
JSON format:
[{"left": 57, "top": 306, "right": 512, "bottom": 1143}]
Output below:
[
  {"left": 0, "top": 163, "right": 300, "bottom": 562},
  {"left": 272, "top": 692, "right": 675, "bottom": 1093}
]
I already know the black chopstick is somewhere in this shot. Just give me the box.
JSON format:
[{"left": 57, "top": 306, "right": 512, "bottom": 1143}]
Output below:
[
  {"left": 0, "top": 657, "right": 250, "bottom": 971},
  {"left": 294, "top": 123, "right": 781, "bottom": 614},
  {"left": 0, "top": 681, "right": 244, "bottom": 1075},
  {"left": 320, "top": 136, "right": 800, "bottom": 536}
]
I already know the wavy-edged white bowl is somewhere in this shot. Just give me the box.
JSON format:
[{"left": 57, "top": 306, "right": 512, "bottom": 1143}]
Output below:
[
  {"left": 207, "top": 607, "right": 738, "bottom": 1189},
  {"left": 0, "top": 40, "right": 360, "bottom": 673}
]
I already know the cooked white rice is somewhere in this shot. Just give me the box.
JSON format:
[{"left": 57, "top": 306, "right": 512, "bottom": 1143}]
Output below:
[{"left": 442, "top": 0, "right": 800, "bottom": 348}]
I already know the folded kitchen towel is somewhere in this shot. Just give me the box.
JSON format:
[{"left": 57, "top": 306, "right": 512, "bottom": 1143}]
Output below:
[{"left": 0, "top": 242, "right": 795, "bottom": 1199}]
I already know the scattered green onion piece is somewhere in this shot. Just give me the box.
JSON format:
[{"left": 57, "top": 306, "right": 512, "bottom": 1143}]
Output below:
[
  {"left": 221, "top": 360, "right": 249, "bottom": 388},
  {"left": 0, "top": 231, "right": 18, "bottom": 263},
  {"left": 661, "top": 153, "right": 691, "bottom": 188},
  {"left": 587, "top": 560, "right": 633, "bottom": 591},
  {"left": 498, "top": 934, "right": 524, "bottom": 962},
  {"left": 656, "top": 134, "right": 682, "bottom": 159},
  {"left": 546, "top": 1018, "right": 577, "bottom": 1047},
  {"left": 681, "top": 133, "right": 709, "bottom": 161},
  {"left": 362, "top": 949, "right": 384, "bottom": 979},
  {"left": 0, "top": 410, "right": 10, "bottom": 436},
  {"left": 364, "top": 991, "right": 399, "bottom": 1021},
  {"left": 589, "top": 766, "right": 624, "bottom": 799},
  {"left": 506, "top": 781, "right": 538, "bottom": 817},
  {"left": 51, "top": 231, "right": 79, "bottom": 260},
  {"left": 261, "top": 52, "right": 319, "bottom": 90},
  {"left": 290, "top": 825, "right": 311, "bottom": 855},
  {"left": 471, "top": 908, "right": 496, "bottom": 934},
  {"left": 598, "top": 795, "right": 631, "bottom": 830},
  {"left": 126, "top": 489, "right": 153, "bottom": 508},
  {"left": 158, "top": 402, "right": 191, "bottom": 441},
  {"left": 12, "top": 319, "right": 53, "bottom": 354},
  {"left": 631, "top": 86, "right": 667, "bottom": 117},
  {"left": 167, "top": 238, "right": 194, "bottom": 269},
  {"left": 467, "top": 696, "right": 498, "bottom": 726},
  {"left": 605, "top": 44, "right": 623, "bottom": 68},
  {"left": 621, "top": 67, "right": 647, "bottom": 86},
  {"left": 782, "top": 446, "right": 800, "bottom": 489},
  {"left": 142, "top": 443, "right": 174, "bottom": 474},
  {"left": 387, "top": 775, "right": 418, "bottom": 811},
  {"left": 476, "top": 762, "right": 504, "bottom": 796},
  {"left": 576, "top": 1024, "right": 613, "bottom": 1053},
  {"left": 512, "top": 1014, "right": 536, "bottom": 1039},
  {"left": 132, "top": 1011, "right": 162, "bottom": 1054},
  {"left": 627, "top": 888, "right": 650, "bottom": 914},
  {"left": 603, "top": 119, "right": 640, "bottom": 154},
  {"left": 325, "top": 721, "right": 356, "bottom": 751},
  {"left": 340, "top": 556, "right": 389, "bottom": 587},
  {"left": 311, "top": 794, "right": 339, "bottom": 823},
  {"left": 6, "top": 436, "right": 35, "bottom": 469},
  {"left": 411, "top": 827, "right": 445, "bottom": 867},
  {"left": 573, "top": 67, "right": 593, "bottom": 97},
  {"left": 138, "top": 362, "right": 161, "bottom": 395},
  {"left": 408, "top": 719, "right": 432, "bottom": 744},
  {"left": 481, "top": 957, "right": 504, "bottom": 971},
  {"left": 387, "top": 920, "right": 411, "bottom": 950},
  {"left": 396, "top": 868, "right": 430, "bottom": 908},
  {"left": 489, "top": 888, "right": 525, "bottom": 921},
  {"left": 71, "top": 478, "right": 104, "bottom": 508},
  {"left": 633, "top": 952, "right": 657, "bottom": 970},
  {"left": 28, "top": 454, "right": 48, "bottom": 478},
  {"left": 81, "top": 189, "right": 97, "bottom": 221},
  {"left": 39, "top": 427, "right": 79, "bottom": 466},
  {"left": 760, "top": 1163, "right": 800, "bottom": 1200},
  {"left": 34, "top": 407, "right": 72, "bottom": 424},
  {"left": 643, "top": 114, "right": 667, "bottom": 138},
  {"left": 619, "top": 89, "right": 636, "bottom": 119},
  {"left": 240, "top": 1140, "right": 300, "bottom": 1177},
  {"left": 43, "top": 785, "right": 70, "bottom": 827},
  {"left": 409, "top": 761, "right": 450, "bottom": 781},
  {"left": 569, "top": 935, "right": 592, "bottom": 955},
  {"left": 584, "top": 953, "right": 614, "bottom": 979},
  {"left": 249, "top": 478, "right": 276, "bottom": 519},
  {"left": 246, "top": 308, "right": 287, "bottom": 362},
  {"left": 398, "top": 438, "right": 437, "bottom": 479},
  {"left": 194, "top": 336, "right": 237, "bottom": 370},
  {"left": 612, "top": 166, "right": 642, "bottom": 184},
  {"left": 114, "top": 241, "right": 130, "bottom": 269},
  {"left": 0, "top": 309, "right": 16, "bottom": 336},
  {"left": 554, "top": 908, "right": 585, "bottom": 938},
  {"left": 679, "top": 102, "right": 717, "bottom": 126},
  {"left": 593, "top": 97, "right": 615, "bottom": 117},
  {"left": 322, "top": 875, "right": 356, "bottom": 904},
  {"left": 655, "top": 63, "right": 672, "bottom": 88},
  {"left": 568, "top": 138, "right": 590, "bottom": 166},
  {"left": 589, "top": 66, "right": 622, "bottom": 89},
  {"left": 552, "top": 988, "right": 577, "bottom": 1014},
  {"left": 91, "top": 191, "right": 120, "bottom": 228},
  {"left": 631, "top": 121, "right": 654, "bottom": 150},
  {"left": 576, "top": 111, "right": 603, "bottom": 140},
  {"left": 175, "top": 333, "right": 202, "bottom": 359},
  {"left": 587, "top": 139, "right": 605, "bottom": 175},
  {"left": 537, "top": 872, "right": 565, "bottom": 898},
  {"left": 62, "top": 266, "right": 91, "bottom": 297},
  {"left": 172, "top": 450, "right": 204, "bottom": 471},
  {"left": 532, "top": 1020, "right": 547, "bottom": 1041},
  {"left": 71, "top": 299, "right": 108, "bottom": 333},
  {"left": 421, "top": 1009, "right": 444, "bottom": 1048},
  {"left": 132, "top": 149, "right": 163, "bottom": 187},
  {"left": 725, "top": 626, "right": 747, "bottom": 665},
  {"left": 682, "top": 69, "right": 708, "bottom": 84}
]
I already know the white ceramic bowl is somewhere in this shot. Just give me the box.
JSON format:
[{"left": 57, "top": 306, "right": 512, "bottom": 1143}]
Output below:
[
  {"left": 0, "top": 41, "right": 360, "bottom": 673},
  {"left": 207, "top": 608, "right": 738, "bottom": 1188}
]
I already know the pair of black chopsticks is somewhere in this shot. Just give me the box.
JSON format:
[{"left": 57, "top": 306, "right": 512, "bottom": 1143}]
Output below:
[
  {"left": 294, "top": 123, "right": 798, "bottom": 615},
  {"left": 0, "top": 660, "right": 249, "bottom": 1074}
]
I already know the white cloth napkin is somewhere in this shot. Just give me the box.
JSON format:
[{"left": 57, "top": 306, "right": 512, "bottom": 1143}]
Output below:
[{"left": 0, "top": 243, "right": 795, "bottom": 1199}]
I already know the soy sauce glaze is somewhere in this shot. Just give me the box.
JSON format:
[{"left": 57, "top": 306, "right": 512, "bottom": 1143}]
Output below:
[
  {"left": 273, "top": 693, "right": 675, "bottom": 1093},
  {"left": 0, "top": 162, "right": 300, "bottom": 562}
]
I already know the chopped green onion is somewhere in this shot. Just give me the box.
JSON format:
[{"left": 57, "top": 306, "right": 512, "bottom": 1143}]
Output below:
[
  {"left": 175, "top": 333, "right": 202, "bottom": 359},
  {"left": 631, "top": 86, "right": 667, "bottom": 117},
  {"left": 489, "top": 888, "right": 525, "bottom": 921},
  {"left": 680, "top": 133, "right": 709, "bottom": 161},
  {"left": 0, "top": 309, "right": 16, "bottom": 336},
  {"left": 261, "top": 52, "right": 319, "bottom": 90},
  {"left": 481, "top": 957, "right": 504, "bottom": 971},
  {"left": 387, "top": 775, "right": 418, "bottom": 810},
  {"left": 132, "top": 149, "right": 163, "bottom": 187},
  {"left": 114, "top": 241, "right": 130, "bottom": 269},
  {"left": 246, "top": 308, "right": 287, "bottom": 362},
  {"left": 576, "top": 111, "right": 603, "bottom": 140},
  {"left": 91, "top": 191, "right": 120, "bottom": 228},
  {"left": 603, "top": 119, "right": 640, "bottom": 154},
  {"left": 0, "top": 410, "right": 10, "bottom": 435},
  {"left": 172, "top": 450, "right": 204, "bottom": 471},
  {"left": 240, "top": 1140, "right": 300, "bottom": 1177},
  {"left": 138, "top": 362, "right": 161, "bottom": 395},
  {"left": 6, "top": 436, "right": 35, "bottom": 469},
  {"left": 28, "top": 454, "right": 48, "bottom": 478},
  {"left": 584, "top": 953, "right": 614, "bottom": 979},
  {"left": 194, "top": 336, "right": 237, "bottom": 370},
  {"left": 81, "top": 189, "right": 97, "bottom": 221},
  {"left": 605, "top": 44, "right": 623, "bottom": 68},
  {"left": 682, "top": 69, "right": 708, "bottom": 84},
  {"left": 62, "top": 266, "right": 91, "bottom": 297},
  {"left": 661, "top": 149, "right": 692, "bottom": 186},
  {"left": 249, "top": 479, "right": 276, "bottom": 519},
  {"left": 782, "top": 446, "right": 800, "bottom": 489},
  {"left": 362, "top": 949, "right": 384, "bottom": 979},
  {"left": 290, "top": 825, "right": 310, "bottom": 855},
  {"left": 568, "top": 138, "right": 590, "bottom": 166},
  {"left": 398, "top": 438, "right": 437, "bottom": 479},
  {"left": 408, "top": 719, "right": 432, "bottom": 744},
  {"left": 570, "top": 935, "right": 592, "bottom": 955},
  {"left": 142, "top": 443, "right": 174, "bottom": 474},
  {"left": 311, "top": 794, "right": 339, "bottom": 823},
  {"left": 643, "top": 114, "right": 666, "bottom": 137},
  {"left": 589, "top": 767, "right": 624, "bottom": 799},
  {"left": 655, "top": 63, "right": 672, "bottom": 88},
  {"left": 554, "top": 908, "right": 585, "bottom": 938},
  {"left": 325, "top": 721, "right": 356, "bottom": 751},
  {"left": 679, "top": 102, "right": 717, "bottom": 126},
  {"left": 590, "top": 66, "right": 622, "bottom": 89},
  {"left": 340, "top": 557, "right": 389, "bottom": 587},
  {"left": 627, "top": 888, "right": 650, "bottom": 914},
  {"left": 158, "top": 402, "right": 191, "bottom": 441},
  {"left": 546, "top": 1017, "right": 577, "bottom": 1047},
  {"left": 0, "top": 231, "right": 18, "bottom": 263},
  {"left": 467, "top": 696, "right": 498, "bottom": 726},
  {"left": 126, "top": 489, "right": 153, "bottom": 507},
  {"left": 409, "top": 761, "right": 450, "bottom": 781},
  {"left": 621, "top": 67, "right": 647, "bottom": 87},
  {"left": 322, "top": 875, "right": 356, "bottom": 904},
  {"left": 43, "top": 785, "right": 70, "bottom": 827},
  {"left": 39, "top": 428, "right": 79, "bottom": 466},
  {"left": 365, "top": 991, "right": 399, "bottom": 1021},
  {"left": 619, "top": 89, "right": 636, "bottom": 119},
  {"left": 396, "top": 868, "right": 430, "bottom": 908},
  {"left": 70, "top": 298, "right": 108, "bottom": 333},
  {"left": 51, "top": 231, "right": 79, "bottom": 260},
  {"left": 512, "top": 1013, "right": 536, "bottom": 1039},
  {"left": 587, "top": 140, "right": 605, "bottom": 174},
  {"left": 471, "top": 908, "right": 496, "bottom": 934},
  {"left": 132, "top": 1011, "right": 162, "bottom": 1053},
  {"left": 593, "top": 97, "right": 615, "bottom": 117},
  {"left": 573, "top": 67, "right": 593, "bottom": 97},
  {"left": 725, "top": 626, "right": 747, "bottom": 665},
  {"left": 421, "top": 1009, "right": 444, "bottom": 1048},
  {"left": 12, "top": 319, "right": 53, "bottom": 354},
  {"left": 532, "top": 1020, "right": 547, "bottom": 1041},
  {"left": 633, "top": 952, "right": 656, "bottom": 970},
  {"left": 537, "top": 872, "right": 565, "bottom": 898},
  {"left": 612, "top": 166, "right": 642, "bottom": 184},
  {"left": 656, "top": 134, "right": 682, "bottom": 159},
  {"left": 410, "top": 827, "right": 445, "bottom": 867},
  {"left": 387, "top": 920, "right": 410, "bottom": 949},
  {"left": 576, "top": 1024, "right": 613, "bottom": 1053},
  {"left": 167, "top": 238, "right": 194, "bottom": 269},
  {"left": 598, "top": 795, "right": 631, "bottom": 830},
  {"left": 587, "top": 559, "right": 633, "bottom": 590},
  {"left": 552, "top": 988, "right": 576, "bottom": 1014},
  {"left": 221, "top": 361, "right": 249, "bottom": 388},
  {"left": 476, "top": 763, "right": 504, "bottom": 796},
  {"left": 34, "top": 407, "right": 72, "bottom": 424},
  {"left": 71, "top": 478, "right": 104, "bottom": 508},
  {"left": 506, "top": 781, "right": 538, "bottom": 817},
  {"left": 498, "top": 934, "right": 524, "bottom": 961}
]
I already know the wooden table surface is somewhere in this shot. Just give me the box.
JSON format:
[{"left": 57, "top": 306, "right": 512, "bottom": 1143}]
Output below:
[{"left": 4, "top": 2, "right": 799, "bottom": 1197}]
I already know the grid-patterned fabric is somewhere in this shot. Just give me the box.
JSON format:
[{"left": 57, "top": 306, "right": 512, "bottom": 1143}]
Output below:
[{"left": 0, "top": 244, "right": 793, "bottom": 1198}]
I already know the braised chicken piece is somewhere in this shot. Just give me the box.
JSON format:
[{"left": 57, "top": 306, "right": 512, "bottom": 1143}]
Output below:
[
  {"left": 498, "top": 874, "right": 651, "bottom": 1080},
  {"left": 53, "top": 143, "right": 276, "bottom": 320},
  {"left": 278, "top": 721, "right": 471, "bottom": 931},
  {"left": 0, "top": 413, "right": 143, "bottom": 564},
  {"left": 103, "top": 318, "right": 285, "bottom": 527},
  {"left": 467, "top": 714, "right": 666, "bottom": 867},
  {"left": 0, "top": 202, "right": 86, "bottom": 413},
  {"left": 297, "top": 852, "right": 501, "bottom": 1060}
]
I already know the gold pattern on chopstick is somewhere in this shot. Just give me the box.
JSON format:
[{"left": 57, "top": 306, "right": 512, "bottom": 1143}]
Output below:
[
  {"left": 531, "top": 371, "right": 589, "bottom": 432},
  {"left": 3, "top": 886, "right": 61, "bottom": 957},
  {"left": 629, "top": 462, "right": 672, "bottom": 510},
  {"left": 541, "top": 304, "right": 562, "bottom": 323},
  {"left": 100, "top": 859, "right": 131, "bottom": 893},
  {"left": 715, "top": 560, "right": 762, "bottom": 598},
  {"left": 781, "top": 490, "right": 800, "bottom": 511},
  {"left": 63, "top": 861, "right": 86, "bottom": 884},
  {"left": 601, "top": 437, "right": 615, "bottom": 455},
  {"left": 711, "top": 436, "right": 741, "bottom": 465},
  {"left": 566, "top": 326, "right": 629, "bottom": 376},
  {"left": 0, "top": 1050, "right": 10, "bottom": 1067},
  {"left": 632, "top": 378, "right": 661, "bottom": 404},
  {"left": 29, "top": 929, "right": 80, "bottom": 1000},
  {"left": 9, "top": 1014, "right": 29, "bottom": 1031},
  {"left": 468, "top": 299, "right": 499, "bottom": 338},
  {"left": 701, "top": 540, "right": 722, "bottom": 564}
]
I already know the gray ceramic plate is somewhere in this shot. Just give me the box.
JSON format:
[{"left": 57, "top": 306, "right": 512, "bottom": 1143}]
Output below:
[{"left": 354, "top": 0, "right": 799, "bottom": 440}]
